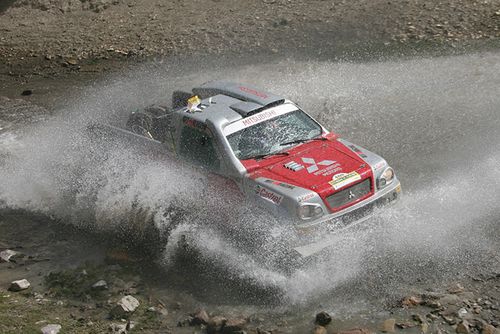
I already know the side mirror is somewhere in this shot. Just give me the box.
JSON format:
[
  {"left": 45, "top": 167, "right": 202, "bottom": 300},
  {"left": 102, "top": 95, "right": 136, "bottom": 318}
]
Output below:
[{"left": 324, "top": 132, "right": 338, "bottom": 141}]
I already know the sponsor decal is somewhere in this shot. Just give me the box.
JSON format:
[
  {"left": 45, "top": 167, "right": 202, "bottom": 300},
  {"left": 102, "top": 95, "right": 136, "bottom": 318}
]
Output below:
[
  {"left": 284, "top": 158, "right": 342, "bottom": 176},
  {"left": 301, "top": 157, "right": 336, "bottom": 173},
  {"left": 264, "top": 179, "right": 295, "bottom": 189},
  {"left": 313, "top": 162, "right": 342, "bottom": 176},
  {"left": 183, "top": 116, "right": 207, "bottom": 131},
  {"left": 328, "top": 171, "right": 362, "bottom": 190},
  {"left": 241, "top": 109, "right": 278, "bottom": 127},
  {"left": 298, "top": 192, "right": 316, "bottom": 203},
  {"left": 348, "top": 144, "right": 368, "bottom": 158},
  {"left": 255, "top": 185, "right": 283, "bottom": 205},
  {"left": 373, "top": 161, "right": 387, "bottom": 170},
  {"left": 223, "top": 103, "right": 297, "bottom": 135},
  {"left": 239, "top": 86, "right": 268, "bottom": 99}
]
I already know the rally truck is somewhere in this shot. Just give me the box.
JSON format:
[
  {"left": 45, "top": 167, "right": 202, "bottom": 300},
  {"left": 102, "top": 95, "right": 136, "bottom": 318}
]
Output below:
[{"left": 109, "top": 81, "right": 401, "bottom": 260}]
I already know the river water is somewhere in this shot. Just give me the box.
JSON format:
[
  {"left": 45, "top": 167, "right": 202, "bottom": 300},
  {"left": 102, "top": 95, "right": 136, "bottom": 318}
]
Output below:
[{"left": 1, "top": 51, "right": 499, "bottom": 330}]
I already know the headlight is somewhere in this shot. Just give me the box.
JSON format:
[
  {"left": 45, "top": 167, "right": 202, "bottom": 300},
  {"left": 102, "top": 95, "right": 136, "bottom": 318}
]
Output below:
[
  {"left": 297, "top": 204, "right": 323, "bottom": 220},
  {"left": 378, "top": 167, "right": 395, "bottom": 189}
]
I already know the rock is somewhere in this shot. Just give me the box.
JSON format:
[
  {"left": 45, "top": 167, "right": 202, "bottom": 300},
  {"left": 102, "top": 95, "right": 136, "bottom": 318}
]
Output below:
[
  {"left": 424, "top": 300, "right": 442, "bottom": 309},
  {"left": 207, "top": 316, "right": 227, "bottom": 333},
  {"left": 482, "top": 324, "right": 500, "bottom": 334},
  {"left": 110, "top": 295, "right": 139, "bottom": 318},
  {"left": 313, "top": 325, "right": 327, "bottom": 334},
  {"left": 457, "top": 308, "right": 468, "bottom": 319},
  {"left": 402, "top": 295, "right": 423, "bottom": 307},
  {"left": 0, "top": 249, "right": 18, "bottom": 262},
  {"left": 456, "top": 320, "right": 470, "bottom": 334},
  {"left": 191, "top": 308, "right": 210, "bottom": 325},
  {"left": 222, "top": 317, "right": 247, "bottom": 333},
  {"left": 9, "top": 279, "right": 30, "bottom": 291},
  {"left": 109, "top": 321, "right": 135, "bottom": 333},
  {"left": 448, "top": 283, "right": 465, "bottom": 294},
  {"left": 315, "top": 311, "right": 332, "bottom": 326},
  {"left": 421, "top": 322, "right": 429, "bottom": 333},
  {"left": 412, "top": 314, "right": 425, "bottom": 323},
  {"left": 41, "top": 324, "right": 61, "bottom": 334},
  {"left": 337, "top": 329, "right": 373, "bottom": 334},
  {"left": 91, "top": 280, "right": 107, "bottom": 290},
  {"left": 177, "top": 316, "right": 194, "bottom": 327},
  {"left": 396, "top": 322, "right": 417, "bottom": 329},
  {"left": 439, "top": 294, "right": 462, "bottom": 305},
  {"left": 381, "top": 318, "right": 396, "bottom": 333},
  {"left": 442, "top": 315, "right": 457, "bottom": 325},
  {"left": 21, "top": 90, "right": 33, "bottom": 96},
  {"left": 65, "top": 58, "right": 78, "bottom": 66}
]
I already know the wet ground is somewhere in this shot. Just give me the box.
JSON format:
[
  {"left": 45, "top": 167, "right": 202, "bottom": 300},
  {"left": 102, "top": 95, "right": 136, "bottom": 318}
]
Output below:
[{"left": 1, "top": 50, "right": 499, "bottom": 333}]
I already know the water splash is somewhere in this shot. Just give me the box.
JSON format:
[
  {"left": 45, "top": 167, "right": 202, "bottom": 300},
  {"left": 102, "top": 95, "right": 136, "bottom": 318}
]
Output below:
[{"left": 0, "top": 52, "right": 499, "bottom": 309}]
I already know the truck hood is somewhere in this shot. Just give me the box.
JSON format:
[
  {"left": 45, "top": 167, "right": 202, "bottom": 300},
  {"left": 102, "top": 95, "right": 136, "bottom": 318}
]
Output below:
[{"left": 250, "top": 140, "right": 372, "bottom": 194}]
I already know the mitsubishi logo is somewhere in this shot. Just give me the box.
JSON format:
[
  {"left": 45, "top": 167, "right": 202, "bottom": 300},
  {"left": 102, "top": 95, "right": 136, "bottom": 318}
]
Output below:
[
  {"left": 348, "top": 190, "right": 356, "bottom": 199},
  {"left": 301, "top": 157, "right": 336, "bottom": 173}
]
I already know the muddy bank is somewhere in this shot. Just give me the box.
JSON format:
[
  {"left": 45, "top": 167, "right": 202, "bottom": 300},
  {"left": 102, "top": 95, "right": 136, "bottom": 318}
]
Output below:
[{"left": 1, "top": 0, "right": 499, "bottom": 77}]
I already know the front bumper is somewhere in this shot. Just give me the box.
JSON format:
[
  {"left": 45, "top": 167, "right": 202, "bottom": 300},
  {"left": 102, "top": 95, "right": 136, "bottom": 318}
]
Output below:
[{"left": 292, "top": 179, "right": 401, "bottom": 258}]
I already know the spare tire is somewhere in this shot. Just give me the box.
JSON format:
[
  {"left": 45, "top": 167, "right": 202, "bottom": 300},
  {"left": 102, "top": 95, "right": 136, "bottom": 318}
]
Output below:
[{"left": 126, "top": 112, "right": 154, "bottom": 139}]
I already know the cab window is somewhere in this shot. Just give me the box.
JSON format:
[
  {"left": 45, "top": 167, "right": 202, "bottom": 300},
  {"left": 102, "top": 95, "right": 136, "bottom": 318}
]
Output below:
[{"left": 179, "top": 119, "right": 221, "bottom": 171}]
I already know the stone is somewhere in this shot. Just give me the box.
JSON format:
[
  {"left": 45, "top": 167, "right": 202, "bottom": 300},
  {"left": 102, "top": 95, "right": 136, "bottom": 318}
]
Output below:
[
  {"left": 456, "top": 320, "right": 470, "bottom": 334},
  {"left": 91, "top": 280, "right": 107, "bottom": 290},
  {"left": 9, "top": 279, "right": 30, "bottom": 291},
  {"left": 313, "top": 325, "right": 327, "bottom": 334},
  {"left": 440, "top": 294, "right": 462, "bottom": 305},
  {"left": 396, "top": 322, "right": 417, "bottom": 329},
  {"left": 222, "top": 317, "right": 247, "bottom": 333},
  {"left": 191, "top": 308, "right": 210, "bottom": 325},
  {"left": 424, "top": 300, "right": 442, "bottom": 309},
  {"left": 110, "top": 295, "right": 139, "bottom": 318},
  {"left": 412, "top": 314, "right": 425, "bottom": 323},
  {"left": 315, "top": 311, "right": 332, "bottom": 326},
  {"left": 0, "top": 250, "right": 18, "bottom": 262},
  {"left": 402, "top": 295, "right": 423, "bottom": 307},
  {"left": 65, "top": 58, "right": 78, "bottom": 65},
  {"left": 41, "top": 324, "right": 61, "bottom": 334},
  {"left": 381, "top": 318, "right": 396, "bottom": 333},
  {"left": 482, "top": 324, "right": 500, "bottom": 334},
  {"left": 21, "top": 90, "right": 33, "bottom": 96},
  {"left": 457, "top": 308, "right": 468, "bottom": 319},
  {"left": 109, "top": 321, "right": 135, "bottom": 333},
  {"left": 442, "top": 315, "right": 457, "bottom": 325},
  {"left": 207, "top": 316, "right": 227, "bottom": 333},
  {"left": 448, "top": 283, "right": 465, "bottom": 294},
  {"left": 337, "top": 329, "right": 373, "bottom": 334}
]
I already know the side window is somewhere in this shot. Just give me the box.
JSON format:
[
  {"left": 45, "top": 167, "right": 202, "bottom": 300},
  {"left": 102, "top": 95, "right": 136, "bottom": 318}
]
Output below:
[{"left": 179, "top": 118, "right": 221, "bottom": 172}]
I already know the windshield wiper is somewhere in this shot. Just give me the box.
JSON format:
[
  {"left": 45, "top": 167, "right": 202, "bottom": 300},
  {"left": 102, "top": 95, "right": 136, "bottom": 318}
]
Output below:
[
  {"left": 241, "top": 151, "right": 290, "bottom": 160},
  {"left": 280, "top": 136, "right": 326, "bottom": 146}
]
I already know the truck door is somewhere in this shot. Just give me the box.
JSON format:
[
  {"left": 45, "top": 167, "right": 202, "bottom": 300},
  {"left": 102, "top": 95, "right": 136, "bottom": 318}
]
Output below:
[{"left": 178, "top": 118, "right": 241, "bottom": 197}]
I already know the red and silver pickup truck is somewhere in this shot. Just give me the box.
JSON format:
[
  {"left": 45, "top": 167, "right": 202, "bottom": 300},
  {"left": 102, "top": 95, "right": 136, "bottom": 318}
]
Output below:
[{"left": 109, "top": 81, "right": 401, "bottom": 260}]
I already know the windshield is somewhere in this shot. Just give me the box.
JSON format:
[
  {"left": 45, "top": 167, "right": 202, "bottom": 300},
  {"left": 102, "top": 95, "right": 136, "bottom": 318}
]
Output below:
[{"left": 226, "top": 109, "right": 322, "bottom": 160}]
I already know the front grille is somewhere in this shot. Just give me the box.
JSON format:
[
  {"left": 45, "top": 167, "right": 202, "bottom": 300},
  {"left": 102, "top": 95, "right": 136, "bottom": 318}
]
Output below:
[{"left": 326, "top": 178, "right": 371, "bottom": 210}]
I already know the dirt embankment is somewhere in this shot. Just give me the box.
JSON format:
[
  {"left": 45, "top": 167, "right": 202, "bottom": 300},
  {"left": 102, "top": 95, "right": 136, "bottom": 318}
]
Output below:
[{"left": 0, "top": 0, "right": 499, "bottom": 77}]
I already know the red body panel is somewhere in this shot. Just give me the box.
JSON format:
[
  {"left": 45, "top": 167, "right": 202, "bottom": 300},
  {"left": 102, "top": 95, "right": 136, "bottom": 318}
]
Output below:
[{"left": 242, "top": 139, "right": 374, "bottom": 213}]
